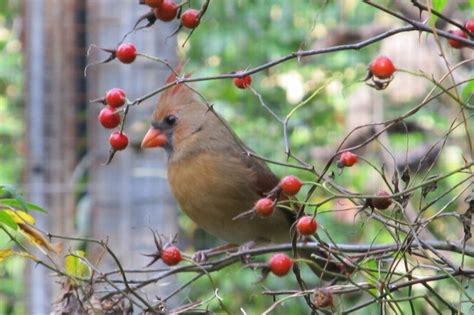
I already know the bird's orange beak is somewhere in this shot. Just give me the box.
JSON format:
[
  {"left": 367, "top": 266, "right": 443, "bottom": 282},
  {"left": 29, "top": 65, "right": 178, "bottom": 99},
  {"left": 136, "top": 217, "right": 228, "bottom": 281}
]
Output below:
[{"left": 141, "top": 128, "right": 168, "bottom": 148}]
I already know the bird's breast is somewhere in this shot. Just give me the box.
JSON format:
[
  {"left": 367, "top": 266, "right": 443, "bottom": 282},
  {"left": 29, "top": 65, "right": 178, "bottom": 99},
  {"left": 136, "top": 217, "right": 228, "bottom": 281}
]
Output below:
[{"left": 168, "top": 152, "right": 291, "bottom": 244}]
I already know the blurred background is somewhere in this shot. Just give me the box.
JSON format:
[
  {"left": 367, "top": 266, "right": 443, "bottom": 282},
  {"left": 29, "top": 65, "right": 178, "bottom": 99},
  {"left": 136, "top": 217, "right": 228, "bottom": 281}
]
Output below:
[{"left": 0, "top": 0, "right": 472, "bottom": 314}]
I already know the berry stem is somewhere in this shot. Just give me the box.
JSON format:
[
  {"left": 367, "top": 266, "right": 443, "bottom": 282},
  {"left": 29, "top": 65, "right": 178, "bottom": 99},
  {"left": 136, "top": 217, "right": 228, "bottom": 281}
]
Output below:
[{"left": 119, "top": 105, "right": 130, "bottom": 133}]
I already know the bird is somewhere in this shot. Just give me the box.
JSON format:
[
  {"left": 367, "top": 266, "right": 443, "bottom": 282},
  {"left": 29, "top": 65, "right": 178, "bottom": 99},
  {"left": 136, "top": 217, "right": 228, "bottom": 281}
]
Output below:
[{"left": 141, "top": 70, "right": 345, "bottom": 279}]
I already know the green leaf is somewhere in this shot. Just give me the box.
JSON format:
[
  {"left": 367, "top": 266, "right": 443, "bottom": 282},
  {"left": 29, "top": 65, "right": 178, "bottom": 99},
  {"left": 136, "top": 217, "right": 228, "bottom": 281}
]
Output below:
[
  {"left": 0, "top": 211, "right": 18, "bottom": 230},
  {"left": 429, "top": 0, "right": 448, "bottom": 26},
  {"left": 0, "top": 186, "right": 28, "bottom": 210},
  {"left": 0, "top": 186, "right": 47, "bottom": 213},
  {"left": 432, "top": 0, "right": 448, "bottom": 12},
  {"left": 65, "top": 250, "right": 91, "bottom": 279},
  {"left": 0, "top": 185, "right": 14, "bottom": 197},
  {"left": 462, "top": 80, "right": 474, "bottom": 103},
  {"left": 0, "top": 199, "right": 47, "bottom": 213}
]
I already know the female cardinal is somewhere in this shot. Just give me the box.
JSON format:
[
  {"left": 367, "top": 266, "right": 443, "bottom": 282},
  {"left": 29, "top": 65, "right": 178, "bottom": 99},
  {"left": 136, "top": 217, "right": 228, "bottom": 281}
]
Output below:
[{"left": 141, "top": 72, "right": 344, "bottom": 279}]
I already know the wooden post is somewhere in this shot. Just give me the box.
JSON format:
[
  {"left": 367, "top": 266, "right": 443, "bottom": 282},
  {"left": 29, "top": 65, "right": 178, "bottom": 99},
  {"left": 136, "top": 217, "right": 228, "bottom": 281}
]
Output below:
[
  {"left": 24, "top": 0, "right": 177, "bottom": 312},
  {"left": 86, "top": 0, "right": 179, "bottom": 302},
  {"left": 24, "top": 0, "right": 87, "bottom": 313}
]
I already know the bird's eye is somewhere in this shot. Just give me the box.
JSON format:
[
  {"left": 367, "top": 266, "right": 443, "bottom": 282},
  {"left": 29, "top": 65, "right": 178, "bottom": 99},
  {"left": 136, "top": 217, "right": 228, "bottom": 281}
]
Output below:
[{"left": 164, "top": 115, "right": 177, "bottom": 126}]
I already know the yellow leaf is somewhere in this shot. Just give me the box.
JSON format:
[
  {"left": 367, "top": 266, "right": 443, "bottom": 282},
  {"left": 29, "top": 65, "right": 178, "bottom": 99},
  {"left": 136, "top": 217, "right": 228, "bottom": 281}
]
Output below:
[
  {"left": 0, "top": 249, "right": 39, "bottom": 263},
  {"left": 0, "top": 249, "right": 13, "bottom": 262},
  {"left": 65, "top": 250, "right": 91, "bottom": 279},
  {"left": 4, "top": 210, "right": 36, "bottom": 225},
  {"left": 18, "top": 223, "right": 62, "bottom": 253}
]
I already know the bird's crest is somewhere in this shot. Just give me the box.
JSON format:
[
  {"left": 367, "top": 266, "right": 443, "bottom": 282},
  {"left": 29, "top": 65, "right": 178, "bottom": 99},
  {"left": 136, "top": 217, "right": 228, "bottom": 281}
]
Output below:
[
  {"left": 153, "top": 64, "right": 199, "bottom": 122},
  {"left": 162, "top": 63, "right": 192, "bottom": 98}
]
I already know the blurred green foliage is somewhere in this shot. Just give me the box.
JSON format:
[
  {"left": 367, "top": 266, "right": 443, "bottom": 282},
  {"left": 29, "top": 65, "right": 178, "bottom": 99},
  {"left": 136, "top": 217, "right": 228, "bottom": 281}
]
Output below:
[
  {"left": 0, "top": 1, "right": 24, "bottom": 314},
  {"left": 0, "top": 0, "right": 472, "bottom": 313},
  {"left": 0, "top": 1, "right": 23, "bottom": 184}
]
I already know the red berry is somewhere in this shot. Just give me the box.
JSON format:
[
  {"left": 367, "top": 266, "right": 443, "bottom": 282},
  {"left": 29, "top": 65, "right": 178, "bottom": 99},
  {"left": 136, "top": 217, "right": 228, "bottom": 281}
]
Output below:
[
  {"left": 371, "top": 190, "right": 392, "bottom": 210},
  {"left": 116, "top": 43, "right": 137, "bottom": 64},
  {"left": 465, "top": 19, "right": 474, "bottom": 34},
  {"left": 98, "top": 106, "right": 121, "bottom": 129},
  {"left": 141, "top": 0, "right": 163, "bottom": 8},
  {"left": 296, "top": 216, "right": 318, "bottom": 235},
  {"left": 181, "top": 9, "right": 200, "bottom": 29},
  {"left": 154, "top": 0, "right": 178, "bottom": 22},
  {"left": 105, "top": 88, "right": 126, "bottom": 108},
  {"left": 279, "top": 175, "right": 303, "bottom": 196},
  {"left": 255, "top": 198, "right": 274, "bottom": 217},
  {"left": 269, "top": 253, "right": 293, "bottom": 277},
  {"left": 109, "top": 131, "right": 129, "bottom": 151},
  {"left": 369, "top": 56, "right": 396, "bottom": 79},
  {"left": 161, "top": 246, "right": 182, "bottom": 266},
  {"left": 339, "top": 151, "right": 358, "bottom": 167},
  {"left": 233, "top": 72, "right": 252, "bottom": 89},
  {"left": 448, "top": 30, "right": 467, "bottom": 48}
]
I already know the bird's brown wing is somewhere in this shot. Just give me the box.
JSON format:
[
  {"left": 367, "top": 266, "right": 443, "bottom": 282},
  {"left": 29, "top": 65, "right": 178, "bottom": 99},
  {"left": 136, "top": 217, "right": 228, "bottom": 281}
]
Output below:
[
  {"left": 240, "top": 152, "right": 297, "bottom": 225},
  {"left": 243, "top": 155, "right": 279, "bottom": 197}
]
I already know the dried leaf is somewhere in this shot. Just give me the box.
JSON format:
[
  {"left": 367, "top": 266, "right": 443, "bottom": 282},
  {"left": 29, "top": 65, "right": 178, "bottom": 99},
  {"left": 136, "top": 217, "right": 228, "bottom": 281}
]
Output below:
[
  {"left": 421, "top": 176, "right": 438, "bottom": 198},
  {"left": 51, "top": 280, "right": 83, "bottom": 315},
  {"left": 391, "top": 168, "right": 399, "bottom": 193},
  {"left": 461, "top": 193, "right": 473, "bottom": 242},
  {"left": 401, "top": 167, "right": 410, "bottom": 186},
  {"left": 18, "top": 223, "right": 62, "bottom": 253}
]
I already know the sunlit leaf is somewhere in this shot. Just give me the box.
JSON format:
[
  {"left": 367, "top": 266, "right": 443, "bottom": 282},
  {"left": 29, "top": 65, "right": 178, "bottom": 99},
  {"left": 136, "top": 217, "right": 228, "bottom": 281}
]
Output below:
[
  {"left": 3, "top": 209, "right": 36, "bottom": 225},
  {"left": 65, "top": 250, "right": 91, "bottom": 279},
  {"left": 0, "top": 210, "right": 18, "bottom": 230},
  {"left": 0, "top": 249, "right": 14, "bottom": 262}
]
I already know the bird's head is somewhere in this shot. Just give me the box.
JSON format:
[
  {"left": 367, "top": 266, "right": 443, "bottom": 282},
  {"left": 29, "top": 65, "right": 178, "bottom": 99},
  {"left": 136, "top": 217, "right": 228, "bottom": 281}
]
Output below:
[{"left": 141, "top": 71, "right": 209, "bottom": 156}]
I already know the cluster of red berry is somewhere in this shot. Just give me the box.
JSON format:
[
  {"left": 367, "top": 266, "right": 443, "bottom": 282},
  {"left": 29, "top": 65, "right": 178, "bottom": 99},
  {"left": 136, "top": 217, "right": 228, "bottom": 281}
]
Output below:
[
  {"left": 141, "top": 0, "right": 201, "bottom": 29},
  {"left": 94, "top": 40, "right": 142, "bottom": 152},
  {"left": 254, "top": 176, "right": 318, "bottom": 236},
  {"left": 251, "top": 175, "right": 317, "bottom": 278},
  {"left": 95, "top": 13, "right": 253, "bottom": 154},
  {"left": 98, "top": 88, "right": 129, "bottom": 151},
  {"left": 447, "top": 19, "right": 474, "bottom": 49}
]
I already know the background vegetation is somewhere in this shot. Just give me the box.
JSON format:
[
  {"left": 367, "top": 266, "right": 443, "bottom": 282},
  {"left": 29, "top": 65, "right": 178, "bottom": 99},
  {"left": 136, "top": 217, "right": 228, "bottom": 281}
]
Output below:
[
  {"left": 0, "top": 0, "right": 473, "bottom": 314},
  {"left": 0, "top": 1, "right": 25, "bottom": 314}
]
